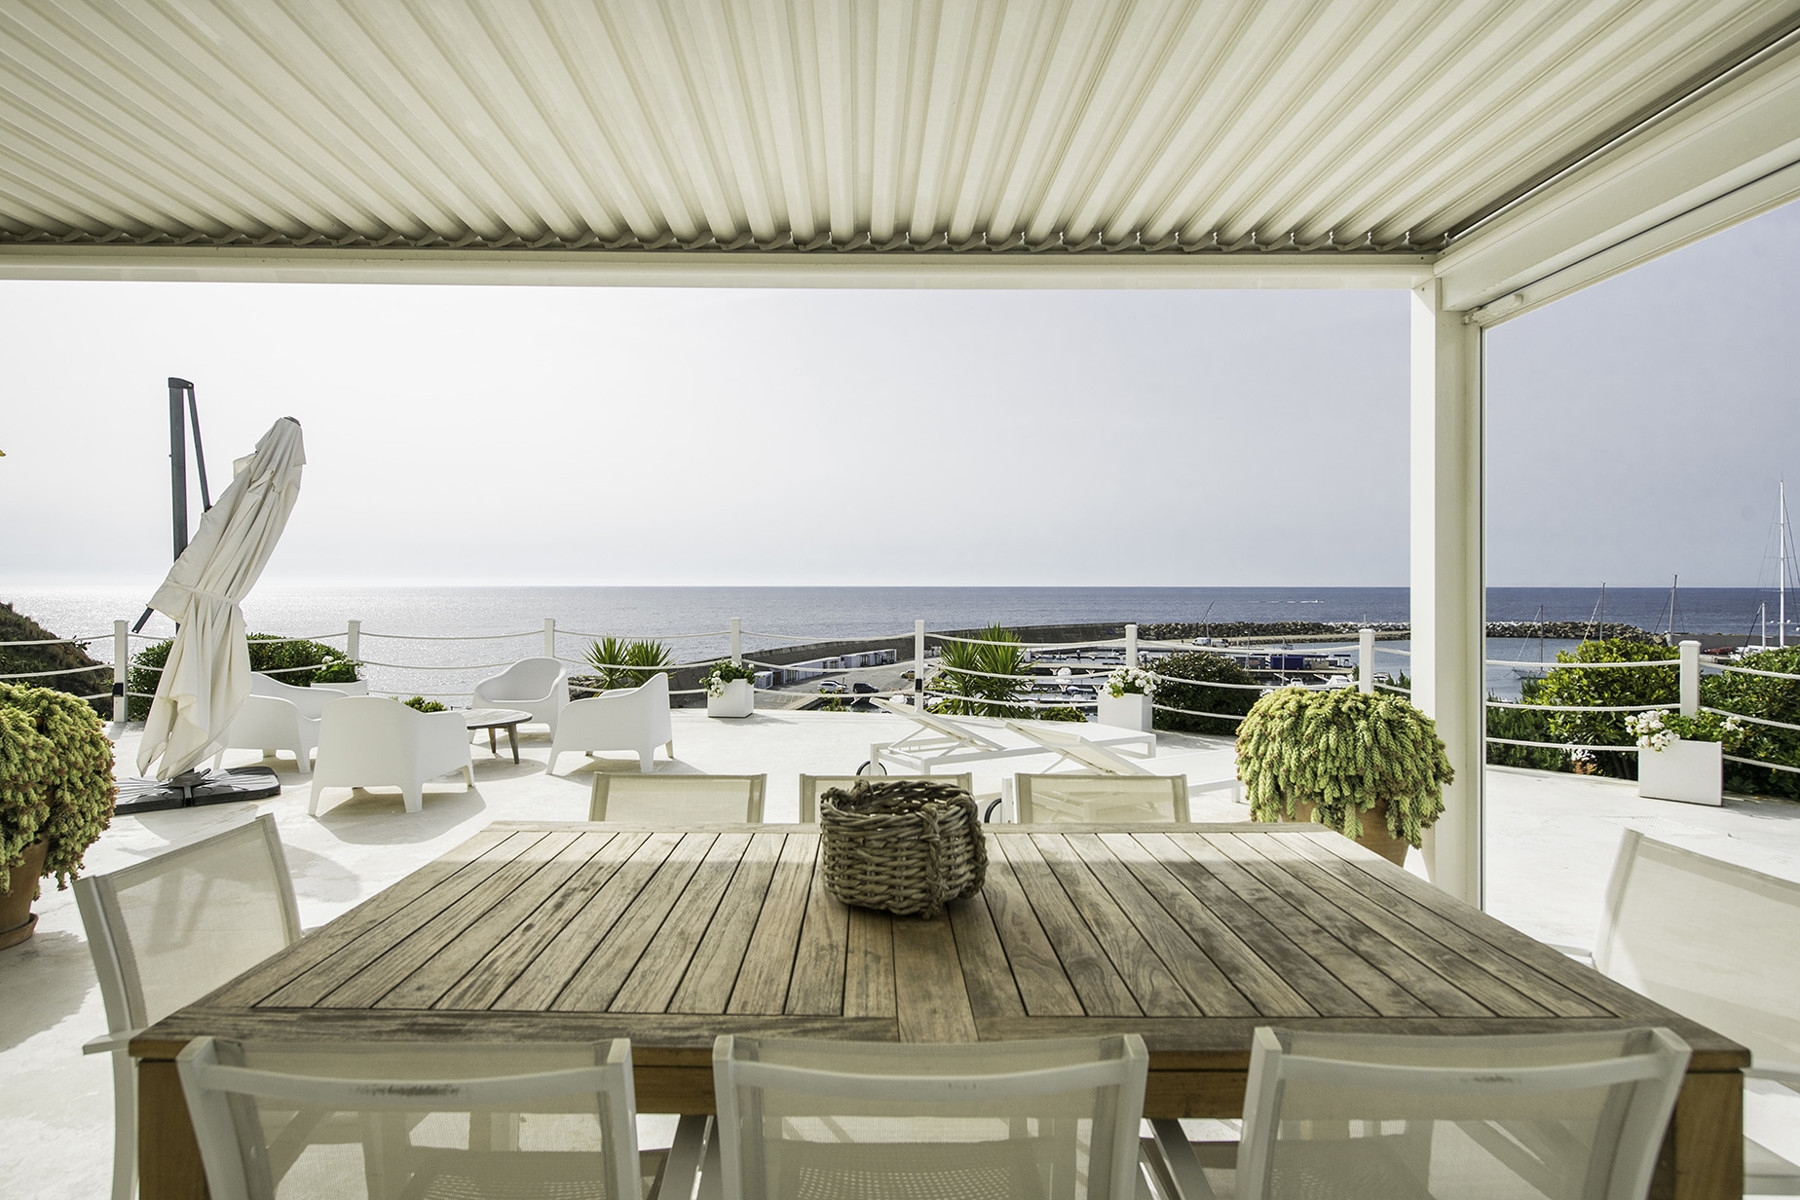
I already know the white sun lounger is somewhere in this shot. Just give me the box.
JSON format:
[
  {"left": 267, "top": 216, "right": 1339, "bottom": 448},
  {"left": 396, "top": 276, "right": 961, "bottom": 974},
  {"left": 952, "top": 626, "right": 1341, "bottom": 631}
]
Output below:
[
  {"left": 1002, "top": 720, "right": 1155, "bottom": 775},
  {"left": 867, "top": 698, "right": 1155, "bottom": 773}
]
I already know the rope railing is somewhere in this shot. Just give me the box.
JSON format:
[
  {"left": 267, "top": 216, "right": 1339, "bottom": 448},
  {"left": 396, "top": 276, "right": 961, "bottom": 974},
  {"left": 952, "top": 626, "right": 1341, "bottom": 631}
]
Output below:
[
  {"left": 361, "top": 629, "right": 536, "bottom": 641},
  {"left": 1484, "top": 699, "right": 1666, "bottom": 714},
  {"left": 1713, "top": 661, "right": 1800, "bottom": 681},
  {"left": 0, "top": 635, "right": 101, "bottom": 647},
  {"left": 352, "top": 658, "right": 520, "bottom": 671},
  {"left": 1486, "top": 736, "right": 1638, "bottom": 753},
  {"left": 1700, "top": 706, "right": 1800, "bottom": 734},
  {"left": 930, "top": 632, "right": 1127, "bottom": 650},
  {"left": 0, "top": 663, "right": 111, "bottom": 680},
  {"left": 1725, "top": 753, "right": 1800, "bottom": 776},
  {"left": 557, "top": 628, "right": 729, "bottom": 641},
  {"left": 738, "top": 628, "right": 902, "bottom": 643},
  {"left": 1151, "top": 701, "right": 1249, "bottom": 723}
]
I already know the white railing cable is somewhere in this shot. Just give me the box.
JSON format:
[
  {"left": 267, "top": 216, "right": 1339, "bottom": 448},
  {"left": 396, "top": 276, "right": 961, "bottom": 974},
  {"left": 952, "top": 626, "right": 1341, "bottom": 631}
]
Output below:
[
  {"left": 557, "top": 628, "right": 730, "bottom": 641},
  {"left": 1725, "top": 753, "right": 1800, "bottom": 776},
  {"left": 1376, "top": 682, "right": 1412, "bottom": 694},
  {"left": 930, "top": 633, "right": 1128, "bottom": 650},
  {"left": 1484, "top": 700, "right": 1666, "bottom": 714},
  {"left": 0, "top": 635, "right": 99, "bottom": 647},
  {"left": 1486, "top": 736, "right": 1638, "bottom": 753},
  {"left": 1701, "top": 706, "right": 1800, "bottom": 734},
  {"left": 737, "top": 628, "right": 905, "bottom": 643},
  {"left": 0, "top": 664, "right": 110, "bottom": 680},
  {"left": 360, "top": 629, "right": 537, "bottom": 641},
  {"left": 1713, "top": 662, "right": 1800, "bottom": 682},
  {"left": 1483, "top": 657, "right": 1673, "bottom": 671},
  {"left": 353, "top": 659, "right": 518, "bottom": 671},
  {"left": 244, "top": 633, "right": 346, "bottom": 645},
  {"left": 1151, "top": 702, "right": 1249, "bottom": 723}
]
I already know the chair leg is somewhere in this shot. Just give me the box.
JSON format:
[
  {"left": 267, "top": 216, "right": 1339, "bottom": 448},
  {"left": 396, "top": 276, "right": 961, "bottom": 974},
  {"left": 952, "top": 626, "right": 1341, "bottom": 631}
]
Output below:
[
  {"left": 546, "top": 750, "right": 561, "bottom": 776},
  {"left": 308, "top": 779, "right": 325, "bottom": 816},
  {"left": 110, "top": 1053, "right": 135, "bottom": 1200},
  {"left": 403, "top": 785, "right": 422, "bottom": 814},
  {"left": 462, "top": 765, "right": 474, "bottom": 787},
  {"left": 638, "top": 749, "right": 654, "bottom": 772}
]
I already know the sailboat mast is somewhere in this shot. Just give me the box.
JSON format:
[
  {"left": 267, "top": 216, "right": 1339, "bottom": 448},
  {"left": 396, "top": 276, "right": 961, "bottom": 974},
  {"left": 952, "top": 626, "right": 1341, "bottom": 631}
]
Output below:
[{"left": 1781, "top": 480, "right": 1788, "bottom": 648}]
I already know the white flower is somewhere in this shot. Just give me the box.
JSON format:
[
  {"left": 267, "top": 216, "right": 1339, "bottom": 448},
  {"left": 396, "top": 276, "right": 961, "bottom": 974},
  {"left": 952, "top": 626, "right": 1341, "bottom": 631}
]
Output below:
[{"left": 1105, "top": 665, "right": 1158, "bottom": 698}]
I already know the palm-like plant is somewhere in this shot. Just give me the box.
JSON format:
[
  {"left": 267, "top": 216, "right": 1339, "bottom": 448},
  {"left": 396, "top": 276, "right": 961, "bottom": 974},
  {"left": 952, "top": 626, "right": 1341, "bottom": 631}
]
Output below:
[
  {"left": 931, "top": 624, "right": 1028, "bottom": 718},
  {"left": 584, "top": 637, "right": 673, "bottom": 690}
]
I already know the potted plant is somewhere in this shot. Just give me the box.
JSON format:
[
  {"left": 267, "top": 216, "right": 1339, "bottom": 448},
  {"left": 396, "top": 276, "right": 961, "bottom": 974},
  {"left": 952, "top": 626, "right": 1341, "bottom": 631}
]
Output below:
[
  {"left": 705, "top": 662, "right": 757, "bottom": 719},
  {"left": 1626, "top": 709, "right": 1743, "bottom": 806},
  {"left": 1, "top": 682, "right": 117, "bottom": 949},
  {"left": 1236, "top": 687, "right": 1453, "bottom": 866},
  {"left": 1096, "top": 665, "right": 1158, "bottom": 731}
]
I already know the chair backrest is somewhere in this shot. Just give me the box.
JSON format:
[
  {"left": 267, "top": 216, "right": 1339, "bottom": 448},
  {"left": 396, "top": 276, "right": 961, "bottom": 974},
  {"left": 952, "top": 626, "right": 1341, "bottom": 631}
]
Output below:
[
  {"left": 590, "top": 773, "right": 766, "bottom": 822},
  {"left": 870, "top": 696, "right": 1006, "bottom": 750},
  {"left": 1003, "top": 721, "right": 1151, "bottom": 775},
  {"left": 1595, "top": 830, "right": 1800, "bottom": 1067},
  {"left": 317, "top": 696, "right": 428, "bottom": 758},
  {"left": 489, "top": 656, "right": 568, "bottom": 696},
  {"left": 1014, "top": 773, "right": 1188, "bottom": 823},
  {"left": 713, "top": 1034, "right": 1149, "bottom": 1200},
  {"left": 797, "top": 773, "right": 973, "bottom": 822},
  {"left": 74, "top": 814, "right": 301, "bottom": 1033},
  {"left": 249, "top": 672, "right": 333, "bottom": 720},
  {"left": 1236, "top": 1026, "right": 1691, "bottom": 1200},
  {"left": 177, "top": 1036, "right": 641, "bottom": 1200}
]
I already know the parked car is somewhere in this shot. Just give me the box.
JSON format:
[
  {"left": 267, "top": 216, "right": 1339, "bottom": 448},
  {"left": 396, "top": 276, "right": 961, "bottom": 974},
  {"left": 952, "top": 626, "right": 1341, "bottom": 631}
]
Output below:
[{"left": 818, "top": 680, "right": 846, "bottom": 694}]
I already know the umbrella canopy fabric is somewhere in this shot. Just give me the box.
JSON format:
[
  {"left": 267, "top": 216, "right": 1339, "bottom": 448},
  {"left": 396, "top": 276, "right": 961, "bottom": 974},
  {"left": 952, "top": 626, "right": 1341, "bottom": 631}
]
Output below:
[{"left": 138, "top": 418, "right": 305, "bottom": 779}]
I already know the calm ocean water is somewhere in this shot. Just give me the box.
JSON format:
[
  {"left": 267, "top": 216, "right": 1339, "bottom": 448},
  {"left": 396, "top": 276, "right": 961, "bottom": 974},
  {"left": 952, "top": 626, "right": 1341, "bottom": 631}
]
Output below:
[{"left": 9, "top": 584, "right": 1795, "bottom": 704}]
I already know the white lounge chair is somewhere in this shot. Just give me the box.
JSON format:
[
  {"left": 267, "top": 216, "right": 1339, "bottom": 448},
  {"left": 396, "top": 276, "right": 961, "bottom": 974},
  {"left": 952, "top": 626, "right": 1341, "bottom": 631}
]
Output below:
[
  {"left": 470, "top": 656, "right": 569, "bottom": 735},
  {"left": 867, "top": 697, "right": 1153, "bottom": 773},
  {"left": 590, "top": 772, "right": 766, "bottom": 822},
  {"left": 1560, "top": 831, "right": 1800, "bottom": 1196},
  {"left": 208, "top": 672, "right": 344, "bottom": 773},
  {"left": 308, "top": 697, "right": 474, "bottom": 815},
  {"left": 548, "top": 672, "right": 674, "bottom": 775},
  {"left": 74, "top": 816, "right": 302, "bottom": 1200},
  {"left": 1002, "top": 719, "right": 1155, "bottom": 774}
]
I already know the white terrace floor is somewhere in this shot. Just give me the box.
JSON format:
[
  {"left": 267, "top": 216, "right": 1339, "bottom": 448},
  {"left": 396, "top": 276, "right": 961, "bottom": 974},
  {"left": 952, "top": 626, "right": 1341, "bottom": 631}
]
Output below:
[{"left": 6, "top": 709, "right": 1800, "bottom": 1200}]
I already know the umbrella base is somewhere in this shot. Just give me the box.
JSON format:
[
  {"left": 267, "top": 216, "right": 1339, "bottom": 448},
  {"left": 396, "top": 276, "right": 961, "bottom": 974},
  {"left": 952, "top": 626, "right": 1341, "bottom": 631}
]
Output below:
[{"left": 114, "top": 766, "right": 283, "bottom": 814}]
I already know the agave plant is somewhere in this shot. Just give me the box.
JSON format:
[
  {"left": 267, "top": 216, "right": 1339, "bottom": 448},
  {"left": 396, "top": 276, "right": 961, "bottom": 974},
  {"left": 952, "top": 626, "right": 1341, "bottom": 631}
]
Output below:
[
  {"left": 584, "top": 636, "right": 673, "bottom": 690},
  {"left": 930, "top": 624, "right": 1029, "bottom": 719}
]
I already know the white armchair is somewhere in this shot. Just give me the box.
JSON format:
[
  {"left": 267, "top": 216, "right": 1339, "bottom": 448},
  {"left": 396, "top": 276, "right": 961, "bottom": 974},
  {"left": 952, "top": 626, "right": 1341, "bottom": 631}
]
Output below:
[
  {"left": 470, "top": 657, "right": 569, "bottom": 734},
  {"left": 308, "top": 698, "right": 474, "bottom": 816},
  {"left": 208, "top": 672, "right": 343, "bottom": 774},
  {"left": 548, "top": 673, "right": 674, "bottom": 775}
]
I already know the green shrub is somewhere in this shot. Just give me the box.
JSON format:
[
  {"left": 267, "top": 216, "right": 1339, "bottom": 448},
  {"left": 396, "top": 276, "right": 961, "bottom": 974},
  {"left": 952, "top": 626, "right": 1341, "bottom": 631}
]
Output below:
[
  {"left": 128, "top": 634, "right": 360, "bottom": 719},
  {"left": 930, "top": 625, "right": 1028, "bottom": 719},
  {"left": 1237, "top": 687, "right": 1452, "bottom": 847},
  {"left": 1029, "top": 704, "right": 1090, "bottom": 723},
  {"left": 1151, "top": 651, "right": 1260, "bottom": 736},
  {"left": 1485, "top": 675, "right": 1567, "bottom": 770},
  {"left": 1703, "top": 645, "right": 1800, "bottom": 798},
  {"left": 402, "top": 696, "right": 446, "bottom": 713},
  {"left": 0, "top": 705, "right": 52, "bottom": 894},
  {"left": 1534, "top": 638, "right": 1677, "bottom": 779},
  {"left": 0, "top": 603, "right": 111, "bottom": 718},
  {"left": 0, "top": 683, "right": 116, "bottom": 894},
  {"left": 583, "top": 637, "right": 673, "bottom": 690}
]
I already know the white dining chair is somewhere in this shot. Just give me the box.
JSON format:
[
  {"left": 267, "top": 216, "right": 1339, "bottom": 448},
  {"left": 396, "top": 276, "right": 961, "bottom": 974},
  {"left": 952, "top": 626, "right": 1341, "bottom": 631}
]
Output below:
[
  {"left": 1147, "top": 1026, "right": 1691, "bottom": 1200},
  {"left": 470, "top": 656, "right": 570, "bottom": 735},
  {"left": 74, "top": 815, "right": 302, "bottom": 1200},
  {"left": 549, "top": 672, "right": 675, "bottom": 774},
  {"left": 700, "top": 1033, "right": 1152, "bottom": 1200},
  {"left": 1012, "top": 772, "right": 1189, "bottom": 824},
  {"left": 177, "top": 1036, "right": 648, "bottom": 1200},
  {"left": 797, "top": 772, "right": 972, "bottom": 822},
  {"left": 590, "top": 772, "right": 766, "bottom": 822},
  {"left": 207, "top": 671, "right": 345, "bottom": 774}
]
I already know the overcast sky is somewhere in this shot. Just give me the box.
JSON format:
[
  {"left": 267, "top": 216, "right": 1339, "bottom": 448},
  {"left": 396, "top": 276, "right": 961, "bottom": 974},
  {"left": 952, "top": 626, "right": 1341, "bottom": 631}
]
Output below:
[{"left": 2, "top": 201, "right": 1794, "bottom": 590}]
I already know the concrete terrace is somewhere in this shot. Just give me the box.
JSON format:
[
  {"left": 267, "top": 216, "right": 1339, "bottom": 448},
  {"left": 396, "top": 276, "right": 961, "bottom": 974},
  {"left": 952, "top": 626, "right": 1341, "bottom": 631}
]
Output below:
[{"left": 4, "top": 709, "right": 1800, "bottom": 1199}]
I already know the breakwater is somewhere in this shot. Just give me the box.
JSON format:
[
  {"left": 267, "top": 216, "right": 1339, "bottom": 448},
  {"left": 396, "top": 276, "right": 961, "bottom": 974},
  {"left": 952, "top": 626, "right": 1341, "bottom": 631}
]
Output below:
[{"left": 1138, "top": 620, "right": 1655, "bottom": 642}]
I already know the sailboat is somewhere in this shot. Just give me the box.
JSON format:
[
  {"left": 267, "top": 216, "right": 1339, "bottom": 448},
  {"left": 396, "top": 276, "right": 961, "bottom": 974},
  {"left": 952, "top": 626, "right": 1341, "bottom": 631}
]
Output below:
[{"left": 1740, "top": 482, "right": 1796, "bottom": 655}]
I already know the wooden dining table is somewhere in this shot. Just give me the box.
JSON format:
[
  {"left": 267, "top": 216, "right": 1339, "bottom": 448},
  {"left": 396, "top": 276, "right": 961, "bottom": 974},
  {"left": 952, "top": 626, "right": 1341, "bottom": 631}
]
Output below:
[{"left": 131, "top": 821, "right": 1748, "bottom": 1199}]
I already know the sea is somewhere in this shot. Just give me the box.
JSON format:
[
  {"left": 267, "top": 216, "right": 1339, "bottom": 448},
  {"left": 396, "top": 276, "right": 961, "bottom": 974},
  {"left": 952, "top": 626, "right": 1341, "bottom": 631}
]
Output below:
[{"left": 8, "top": 584, "right": 1795, "bottom": 704}]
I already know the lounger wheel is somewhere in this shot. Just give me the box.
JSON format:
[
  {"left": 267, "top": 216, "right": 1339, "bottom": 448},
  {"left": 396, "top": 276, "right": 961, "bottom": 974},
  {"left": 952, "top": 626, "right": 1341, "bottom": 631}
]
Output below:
[
  {"left": 982, "top": 798, "right": 1004, "bottom": 823},
  {"left": 856, "top": 760, "right": 887, "bottom": 776}
]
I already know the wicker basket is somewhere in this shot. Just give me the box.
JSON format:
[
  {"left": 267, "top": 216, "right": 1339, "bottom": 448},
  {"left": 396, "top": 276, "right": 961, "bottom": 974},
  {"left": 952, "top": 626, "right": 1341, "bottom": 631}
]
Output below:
[{"left": 818, "top": 778, "right": 987, "bottom": 919}]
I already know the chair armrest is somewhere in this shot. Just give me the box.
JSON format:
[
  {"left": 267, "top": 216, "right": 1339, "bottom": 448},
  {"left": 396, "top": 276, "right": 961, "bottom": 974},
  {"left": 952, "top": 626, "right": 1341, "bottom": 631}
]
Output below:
[
  {"left": 1540, "top": 941, "right": 1593, "bottom": 964},
  {"left": 84, "top": 1028, "right": 145, "bottom": 1055}
]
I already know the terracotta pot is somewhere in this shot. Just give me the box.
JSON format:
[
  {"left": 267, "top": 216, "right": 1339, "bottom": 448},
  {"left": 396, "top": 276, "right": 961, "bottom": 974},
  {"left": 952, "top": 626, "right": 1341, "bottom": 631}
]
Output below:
[
  {"left": 1295, "top": 799, "right": 1410, "bottom": 867},
  {"left": 0, "top": 839, "right": 49, "bottom": 951}
]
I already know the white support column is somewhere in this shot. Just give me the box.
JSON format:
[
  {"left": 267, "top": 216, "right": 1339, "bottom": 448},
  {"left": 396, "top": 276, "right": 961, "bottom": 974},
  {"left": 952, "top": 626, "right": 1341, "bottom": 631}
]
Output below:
[
  {"left": 346, "top": 619, "right": 361, "bottom": 665},
  {"left": 1679, "top": 640, "right": 1701, "bottom": 717},
  {"left": 1125, "top": 624, "right": 1139, "bottom": 668},
  {"left": 113, "top": 620, "right": 129, "bottom": 724},
  {"left": 915, "top": 620, "right": 927, "bottom": 708},
  {"left": 1411, "top": 280, "right": 1485, "bottom": 906},
  {"left": 1358, "top": 628, "right": 1376, "bottom": 694},
  {"left": 730, "top": 617, "right": 743, "bottom": 665},
  {"left": 543, "top": 618, "right": 556, "bottom": 659}
]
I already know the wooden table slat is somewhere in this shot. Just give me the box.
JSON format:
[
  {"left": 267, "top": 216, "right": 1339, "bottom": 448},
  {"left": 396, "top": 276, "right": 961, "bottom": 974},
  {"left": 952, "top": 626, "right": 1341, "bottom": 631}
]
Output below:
[
  {"left": 727, "top": 833, "right": 820, "bottom": 1015},
  {"left": 1270, "top": 832, "right": 1613, "bottom": 1018},
  {"left": 490, "top": 831, "right": 689, "bottom": 1011},
  {"left": 992, "top": 833, "right": 1142, "bottom": 1016},
  {"left": 1029, "top": 833, "right": 1202, "bottom": 1016},
  {"left": 666, "top": 832, "right": 788, "bottom": 1014},
  {"left": 892, "top": 916, "right": 978, "bottom": 1042},
  {"left": 784, "top": 835, "right": 851, "bottom": 1014},
  {"left": 946, "top": 890, "right": 1027, "bottom": 1020},
  {"left": 1095, "top": 832, "right": 1317, "bottom": 1017},
  {"left": 844, "top": 905, "right": 897, "bottom": 1019},
  {"left": 610, "top": 832, "right": 757, "bottom": 1012},
  {"left": 970, "top": 845, "right": 1084, "bottom": 1017}
]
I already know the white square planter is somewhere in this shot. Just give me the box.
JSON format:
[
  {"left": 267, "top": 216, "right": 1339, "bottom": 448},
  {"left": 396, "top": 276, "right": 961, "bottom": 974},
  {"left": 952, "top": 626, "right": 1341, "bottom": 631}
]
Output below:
[
  {"left": 1094, "top": 691, "right": 1153, "bottom": 731},
  {"left": 706, "top": 678, "right": 754, "bottom": 719},
  {"left": 1637, "top": 738, "right": 1723, "bottom": 806}
]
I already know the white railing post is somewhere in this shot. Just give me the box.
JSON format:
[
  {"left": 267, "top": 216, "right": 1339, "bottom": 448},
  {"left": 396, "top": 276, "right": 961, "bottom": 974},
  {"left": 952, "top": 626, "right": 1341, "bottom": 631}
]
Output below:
[
  {"left": 346, "top": 619, "right": 361, "bottom": 664},
  {"left": 1359, "top": 628, "right": 1376, "bottom": 694},
  {"left": 113, "top": 619, "right": 128, "bottom": 723},
  {"left": 1679, "top": 639, "right": 1700, "bottom": 717},
  {"left": 730, "top": 617, "right": 743, "bottom": 665},
  {"left": 544, "top": 618, "right": 556, "bottom": 659},
  {"left": 915, "top": 619, "right": 927, "bottom": 708},
  {"left": 1125, "top": 623, "right": 1139, "bottom": 668}
]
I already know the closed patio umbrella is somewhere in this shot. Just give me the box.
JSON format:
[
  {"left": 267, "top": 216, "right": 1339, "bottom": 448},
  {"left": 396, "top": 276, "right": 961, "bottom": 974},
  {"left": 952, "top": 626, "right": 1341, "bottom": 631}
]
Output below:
[{"left": 137, "top": 417, "right": 305, "bottom": 781}]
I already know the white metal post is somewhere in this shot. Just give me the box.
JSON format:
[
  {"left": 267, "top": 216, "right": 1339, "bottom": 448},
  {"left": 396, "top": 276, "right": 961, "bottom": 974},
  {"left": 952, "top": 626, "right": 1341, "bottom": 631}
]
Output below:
[
  {"left": 1679, "top": 640, "right": 1701, "bottom": 717},
  {"left": 1359, "top": 628, "right": 1376, "bottom": 694},
  {"left": 544, "top": 618, "right": 556, "bottom": 659},
  {"left": 915, "top": 619, "right": 927, "bottom": 709},
  {"left": 113, "top": 619, "right": 128, "bottom": 723},
  {"left": 1125, "top": 624, "right": 1138, "bottom": 668},
  {"left": 730, "top": 617, "right": 743, "bottom": 665},
  {"left": 1411, "top": 280, "right": 1484, "bottom": 907},
  {"left": 346, "top": 619, "right": 361, "bottom": 664}
]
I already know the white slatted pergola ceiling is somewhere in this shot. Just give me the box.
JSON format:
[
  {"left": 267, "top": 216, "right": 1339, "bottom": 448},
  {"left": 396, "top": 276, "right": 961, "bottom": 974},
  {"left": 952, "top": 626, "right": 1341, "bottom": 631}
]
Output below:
[{"left": 4, "top": 0, "right": 1800, "bottom": 316}]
